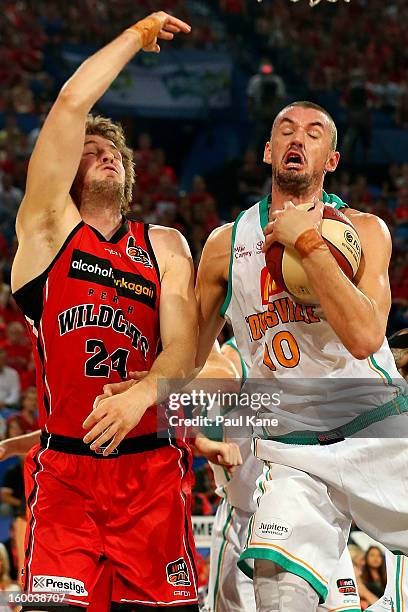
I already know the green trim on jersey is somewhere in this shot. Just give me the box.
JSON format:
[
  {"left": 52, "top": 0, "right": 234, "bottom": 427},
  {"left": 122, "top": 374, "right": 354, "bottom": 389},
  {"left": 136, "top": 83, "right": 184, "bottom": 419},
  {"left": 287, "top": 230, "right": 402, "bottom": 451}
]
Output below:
[
  {"left": 259, "top": 195, "right": 269, "bottom": 229},
  {"left": 259, "top": 192, "right": 347, "bottom": 232},
  {"left": 224, "top": 336, "right": 248, "bottom": 382},
  {"left": 369, "top": 355, "right": 393, "bottom": 384},
  {"left": 220, "top": 210, "right": 246, "bottom": 317},
  {"left": 395, "top": 554, "right": 403, "bottom": 612},
  {"left": 322, "top": 190, "right": 349, "bottom": 209},
  {"left": 238, "top": 547, "right": 328, "bottom": 603},
  {"left": 267, "top": 394, "right": 408, "bottom": 444},
  {"left": 238, "top": 558, "right": 253, "bottom": 580}
]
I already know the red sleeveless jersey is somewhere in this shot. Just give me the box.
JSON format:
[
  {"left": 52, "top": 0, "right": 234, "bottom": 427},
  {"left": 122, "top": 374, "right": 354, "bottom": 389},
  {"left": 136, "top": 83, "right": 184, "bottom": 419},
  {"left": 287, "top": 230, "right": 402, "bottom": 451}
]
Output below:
[{"left": 13, "top": 219, "right": 162, "bottom": 438}]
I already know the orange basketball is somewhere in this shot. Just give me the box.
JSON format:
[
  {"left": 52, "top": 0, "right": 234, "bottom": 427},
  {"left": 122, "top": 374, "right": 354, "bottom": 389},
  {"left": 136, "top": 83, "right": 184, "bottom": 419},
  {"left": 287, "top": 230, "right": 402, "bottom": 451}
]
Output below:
[{"left": 265, "top": 203, "right": 362, "bottom": 304}]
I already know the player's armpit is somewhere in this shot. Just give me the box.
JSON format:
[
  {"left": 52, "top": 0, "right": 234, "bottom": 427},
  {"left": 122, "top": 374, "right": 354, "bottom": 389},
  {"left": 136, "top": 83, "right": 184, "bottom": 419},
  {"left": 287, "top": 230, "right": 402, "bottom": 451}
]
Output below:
[{"left": 195, "top": 224, "right": 232, "bottom": 369}]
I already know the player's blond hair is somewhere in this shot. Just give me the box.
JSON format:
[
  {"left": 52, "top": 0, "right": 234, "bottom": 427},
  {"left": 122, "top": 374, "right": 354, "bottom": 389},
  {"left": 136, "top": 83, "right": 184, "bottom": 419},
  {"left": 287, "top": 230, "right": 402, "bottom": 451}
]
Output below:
[{"left": 85, "top": 115, "right": 135, "bottom": 212}]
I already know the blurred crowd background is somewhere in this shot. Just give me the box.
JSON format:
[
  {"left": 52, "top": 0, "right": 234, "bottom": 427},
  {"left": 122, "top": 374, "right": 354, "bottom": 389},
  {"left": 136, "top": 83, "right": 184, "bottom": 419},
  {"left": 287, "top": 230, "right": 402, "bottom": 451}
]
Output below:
[{"left": 0, "top": 0, "right": 407, "bottom": 606}]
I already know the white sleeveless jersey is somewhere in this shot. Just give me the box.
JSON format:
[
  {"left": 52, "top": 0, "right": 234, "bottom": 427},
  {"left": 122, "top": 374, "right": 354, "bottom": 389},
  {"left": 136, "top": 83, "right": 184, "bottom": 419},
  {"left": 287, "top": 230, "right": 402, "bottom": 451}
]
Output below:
[
  {"left": 221, "top": 194, "right": 407, "bottom": 440},
  {"left": 210, "top": 337, "right": 262, "bottom": 513}
]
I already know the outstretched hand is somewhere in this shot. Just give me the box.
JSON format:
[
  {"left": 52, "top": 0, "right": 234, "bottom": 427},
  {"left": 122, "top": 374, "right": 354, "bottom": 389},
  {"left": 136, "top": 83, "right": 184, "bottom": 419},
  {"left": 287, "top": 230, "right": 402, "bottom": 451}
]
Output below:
[{"left": 129, "top": 12, "right": 191, "bottom": 53}]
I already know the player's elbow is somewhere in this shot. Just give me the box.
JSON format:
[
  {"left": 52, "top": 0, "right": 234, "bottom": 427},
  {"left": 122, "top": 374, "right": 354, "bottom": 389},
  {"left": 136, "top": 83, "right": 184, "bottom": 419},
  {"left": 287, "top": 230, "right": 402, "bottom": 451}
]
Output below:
[
  {"left": 56, "top": 85, "right": 88, "bottom": 114},
  {"left": 348, "top": 334, "right": 384, "bottom": 360}
]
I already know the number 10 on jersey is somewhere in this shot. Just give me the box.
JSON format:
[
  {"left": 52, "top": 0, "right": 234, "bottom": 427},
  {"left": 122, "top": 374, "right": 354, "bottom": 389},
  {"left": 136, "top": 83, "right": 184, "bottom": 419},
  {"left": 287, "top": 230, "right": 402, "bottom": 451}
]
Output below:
[{"left": 263, "top": 331, "right": 300, "bottom": 371}]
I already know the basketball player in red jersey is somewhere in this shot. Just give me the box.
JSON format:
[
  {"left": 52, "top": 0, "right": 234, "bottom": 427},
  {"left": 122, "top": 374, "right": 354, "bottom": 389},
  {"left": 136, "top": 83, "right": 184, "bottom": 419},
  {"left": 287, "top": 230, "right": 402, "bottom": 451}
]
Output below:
[{"left": 10, "top": 11, "right": 212, "bottom": 612}]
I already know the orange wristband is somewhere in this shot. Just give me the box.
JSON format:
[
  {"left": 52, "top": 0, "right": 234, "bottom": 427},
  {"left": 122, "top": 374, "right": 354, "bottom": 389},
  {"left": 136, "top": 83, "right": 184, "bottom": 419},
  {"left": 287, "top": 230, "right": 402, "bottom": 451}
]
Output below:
[
  {"left": 294, "top": 228, "right": 326, "bottom": 258},
  {"left": 125, "top": 15, "right": 161, "bottom": 48}
]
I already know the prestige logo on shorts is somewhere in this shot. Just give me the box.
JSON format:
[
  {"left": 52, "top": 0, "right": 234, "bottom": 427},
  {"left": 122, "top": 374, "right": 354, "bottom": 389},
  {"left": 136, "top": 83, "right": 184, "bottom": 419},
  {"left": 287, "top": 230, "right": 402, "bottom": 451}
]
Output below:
[
  {"left": 255, "top": 518, "right": 293, "bottom": 541},
  {"left": 337, "top": 578, "right": 357, "bottom": 595},
  {"left": 166, "top": 558, "right": 191, "bottom": 587},
  {"left": 33, "top": 575, "right": 88, "bottom": 596}
]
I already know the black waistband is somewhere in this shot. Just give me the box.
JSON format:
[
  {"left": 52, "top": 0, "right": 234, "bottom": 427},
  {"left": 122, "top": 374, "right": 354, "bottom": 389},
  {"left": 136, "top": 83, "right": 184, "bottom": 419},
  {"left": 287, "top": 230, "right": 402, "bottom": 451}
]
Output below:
[{"left": 40, "top": 431, "right": 172, "bottom": 458}]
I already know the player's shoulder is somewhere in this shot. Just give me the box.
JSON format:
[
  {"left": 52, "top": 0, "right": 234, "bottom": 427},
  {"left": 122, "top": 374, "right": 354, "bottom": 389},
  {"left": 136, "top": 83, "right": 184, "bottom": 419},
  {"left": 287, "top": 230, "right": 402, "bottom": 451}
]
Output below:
[
  {"left": 344, "top": 208, "right": 391, "bottom": 242},
  {"left": 205, "top": 223, "right": 233, "bottom": 249},
  {"left": 148, "top": 224, "right": 191, "bottom": 256}
]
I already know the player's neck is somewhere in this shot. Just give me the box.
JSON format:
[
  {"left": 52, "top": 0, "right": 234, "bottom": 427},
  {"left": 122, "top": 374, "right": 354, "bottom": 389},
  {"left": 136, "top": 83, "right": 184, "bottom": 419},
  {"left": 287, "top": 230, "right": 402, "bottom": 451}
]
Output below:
[
  {"left": 80, "top": 205, "right": 123, "bottom": 240},
  {"left": 270, "top": 185, "right": 324, "bottom": 212}
]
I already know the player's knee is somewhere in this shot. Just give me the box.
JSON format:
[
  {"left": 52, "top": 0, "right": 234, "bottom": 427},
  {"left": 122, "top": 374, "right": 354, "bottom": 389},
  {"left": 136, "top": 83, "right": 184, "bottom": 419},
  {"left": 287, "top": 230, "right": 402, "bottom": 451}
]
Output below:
[
  {"left": 254, "top": 558, "right": 282, "bottom": 578},
  {"left": 254, "top": 559, "right": 319, "bottom": 612}
]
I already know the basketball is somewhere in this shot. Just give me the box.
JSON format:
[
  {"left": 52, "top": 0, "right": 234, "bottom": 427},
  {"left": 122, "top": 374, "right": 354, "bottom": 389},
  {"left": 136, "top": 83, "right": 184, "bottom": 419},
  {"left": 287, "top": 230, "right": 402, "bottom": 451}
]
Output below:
[{"left": 265, "top": 203, "right": 362, "bottom": 304}]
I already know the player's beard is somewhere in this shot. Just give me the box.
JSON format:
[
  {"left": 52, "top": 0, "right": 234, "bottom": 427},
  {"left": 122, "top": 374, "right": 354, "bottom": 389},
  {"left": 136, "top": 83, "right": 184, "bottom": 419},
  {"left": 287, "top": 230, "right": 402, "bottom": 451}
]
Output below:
[
  {"left": 81, "top": 178, "right": 125, "bottom": 213},
  {"left": 272, "top": 166, "right": 321, "bottom": 198}
]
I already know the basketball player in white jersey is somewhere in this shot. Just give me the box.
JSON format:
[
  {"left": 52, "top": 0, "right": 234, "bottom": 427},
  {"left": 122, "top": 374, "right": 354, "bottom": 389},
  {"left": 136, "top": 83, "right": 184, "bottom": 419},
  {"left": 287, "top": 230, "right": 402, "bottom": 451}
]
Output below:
[
  {"left": 206, "top": 338, "right": 361, "bottom": 612},
  {"left": 195, "top": 100, "right": 408, "bottom": 612}
]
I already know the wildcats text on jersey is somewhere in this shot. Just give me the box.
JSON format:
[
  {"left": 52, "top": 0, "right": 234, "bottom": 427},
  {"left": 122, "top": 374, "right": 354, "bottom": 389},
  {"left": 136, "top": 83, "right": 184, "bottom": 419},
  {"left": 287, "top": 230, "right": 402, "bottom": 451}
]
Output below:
[
  {"left": 68, "top": 249, "right": 157, "bottom": 308},
  {"left": 58, "top": 304, "right": 149, "bottom": 357}
]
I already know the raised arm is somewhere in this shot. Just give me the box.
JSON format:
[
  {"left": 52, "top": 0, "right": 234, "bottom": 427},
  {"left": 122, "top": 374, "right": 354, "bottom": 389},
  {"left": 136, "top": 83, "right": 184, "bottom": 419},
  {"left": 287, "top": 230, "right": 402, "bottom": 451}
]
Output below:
[
  {"left": 195, "top": 224, "right": 232, "bottom": 368},
  {"left": 12, "top": 12, "right": 191, "bottom": 290}
]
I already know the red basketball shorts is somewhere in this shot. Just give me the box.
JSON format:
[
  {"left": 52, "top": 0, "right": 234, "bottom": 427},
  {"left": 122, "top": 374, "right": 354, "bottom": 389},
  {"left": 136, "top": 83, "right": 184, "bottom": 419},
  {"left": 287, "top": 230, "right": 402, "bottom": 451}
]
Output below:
[{"left": 23, "top": 434, "right": 198, "bottom": 609}]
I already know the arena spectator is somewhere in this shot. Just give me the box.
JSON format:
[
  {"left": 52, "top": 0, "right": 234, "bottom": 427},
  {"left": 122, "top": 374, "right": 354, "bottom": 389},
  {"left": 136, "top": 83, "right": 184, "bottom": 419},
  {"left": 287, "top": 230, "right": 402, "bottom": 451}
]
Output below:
[
  {"left": 14, "top": 387, "right": 38, "bottom": 434},
  {"left": 0, "top": 542, "right": 20, "bottom": 606},
  {"left": 5, "top": 416, "right": 24, "bottom": 440},
  {"left": 1, "top": 457, "right": 25, "bottom": 518},
  {"left": 247, "top": 59, "right": 287, "bottom": 153},
  {"left": 0, "top": 348, "right": 20, "bottom": 411},
  {"left": 237, "top": 148, "right": 268, "bottom": 207},
  {"left": 154, "top": 148, "right": 177, "bottom": 184},
  {"left": 388, "top": 328, "right": 408, "bottom": 380},
  {"left": 1, "top": 322, "right": 31, "bottom": 375},
  {"left": 0, "top": 174, "right": 23, "bottom": 242},
  {"left": 359, "top": 546, "right": 387, "bottom": 606},
  {"left": 134, "top": 132, "right": 154, "bottom": 172},
  {"left": 137, "top": 160, "right": 162, "bottom": 194},
  {"left": 18, "top": 352, "right": 36, "bottom": 392},
  {"left": 188, "top": 175, "right": 215, "bottom": 207},
  {"left": 3, "top": 523, "right": 19, "bottom": 582},
  {"left": 0, "top": 269, "right": 10, "bottom": 310},
  {"left": 0, "top": 297, "right": 26, "bottom": 328},
  {"left": 341, "top": 69, "right": 372, "bottom": 163}
]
